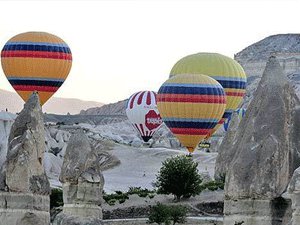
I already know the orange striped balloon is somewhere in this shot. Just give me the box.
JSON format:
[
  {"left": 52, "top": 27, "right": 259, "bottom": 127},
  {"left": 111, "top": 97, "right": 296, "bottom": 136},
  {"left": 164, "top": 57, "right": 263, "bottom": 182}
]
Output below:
[{"left": 1, "top": 32, "right": 72, "bottom": 105}]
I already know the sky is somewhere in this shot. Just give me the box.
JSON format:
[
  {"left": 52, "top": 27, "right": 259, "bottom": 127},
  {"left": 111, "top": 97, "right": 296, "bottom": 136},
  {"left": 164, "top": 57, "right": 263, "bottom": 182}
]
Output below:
[{"left": 0, "top": 0, "right": 299, "bottom": 104}]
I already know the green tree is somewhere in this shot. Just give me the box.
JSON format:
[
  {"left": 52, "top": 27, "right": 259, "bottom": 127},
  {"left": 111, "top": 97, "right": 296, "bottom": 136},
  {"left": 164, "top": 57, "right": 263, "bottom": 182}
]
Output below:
[{"left": 155, "top": 155, "right": 202, "bottom": 201}]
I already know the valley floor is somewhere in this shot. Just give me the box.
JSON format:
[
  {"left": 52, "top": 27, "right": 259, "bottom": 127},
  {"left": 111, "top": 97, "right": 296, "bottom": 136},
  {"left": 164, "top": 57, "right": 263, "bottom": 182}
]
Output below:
[{"left": 102, "top": 144, "right": 217, "bottom": 193}]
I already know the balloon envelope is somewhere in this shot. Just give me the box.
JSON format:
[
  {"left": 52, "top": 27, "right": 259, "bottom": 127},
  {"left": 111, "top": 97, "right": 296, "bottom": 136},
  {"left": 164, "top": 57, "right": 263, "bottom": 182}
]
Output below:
[
  {"left": 169, "top": 52, "right": 246, "bottom": 138},
  {"left": 223, "top": 108, "right": 246, "bottom": 131},
  {"left": 157, "top": 74, "right": 226, "bottom": 153},
  {"left": 1, "top": 32, "right": 72, "bottom": 105},
  {"left": 126, "top": 91, "right": 163, "bottom": 142}
]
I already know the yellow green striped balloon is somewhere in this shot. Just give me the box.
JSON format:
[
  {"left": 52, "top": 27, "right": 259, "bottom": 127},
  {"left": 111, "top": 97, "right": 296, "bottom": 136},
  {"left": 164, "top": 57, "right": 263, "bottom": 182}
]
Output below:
[
  {"left": 169, "top": 52, "right": 247, "bottom": 139},
  {"left": 157, "top": 74, "right": 226, "bottom": 153}
]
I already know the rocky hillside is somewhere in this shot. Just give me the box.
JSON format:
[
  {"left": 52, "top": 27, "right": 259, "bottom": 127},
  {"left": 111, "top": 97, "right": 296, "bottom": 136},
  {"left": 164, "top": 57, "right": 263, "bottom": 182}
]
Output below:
[
  {"left": 80, "top": 99, "right": 127, "bottom": 115},
  {"left": 235, "top": 33, "right": 300, "bottom": 62},
  {"left": 235, "top": 34, "right": 300, "bottom": 108}
]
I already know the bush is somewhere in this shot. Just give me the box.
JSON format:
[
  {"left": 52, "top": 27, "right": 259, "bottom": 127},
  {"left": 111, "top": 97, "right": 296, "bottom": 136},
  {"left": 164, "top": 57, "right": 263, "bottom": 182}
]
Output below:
[
  {"left": 128, "top": 186, "right": 155, "bottom": 197},
  {"left": 103, "top": 187, "right": 155, "bottom": 205},
  {"left": 103, "top": 191, "right": 129, "bottom": 205},
  {"left": 169, "top": 205, "right": 187, "bottom": 224},
  {"left": 148, "top": 203, "right": 187, "bottom": 225},
  {"left": 148, "top": 203, "right": 171, "bottom": 225},
  {"left": 107, "top": 198, "right": 117, "bottom": 206},
  {"left": 50, "top": 188, "right": 63, "bottom": 209},
  {"left": 154, "top": 155, "right": 202, "bottom": 201},
  {"left": 200, "top": 180, "right": 225, "bottom": 191}
]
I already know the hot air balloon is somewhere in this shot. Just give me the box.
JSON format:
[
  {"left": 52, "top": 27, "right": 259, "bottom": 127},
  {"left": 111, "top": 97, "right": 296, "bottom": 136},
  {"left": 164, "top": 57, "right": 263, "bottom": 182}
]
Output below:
[
  {"left": 169, "top": 52, "right": 246, "bottom": 139},
  {"left": 223, "top": 107, "right": 246, "bottom": 131},
  {"left": 126, "top": 91, "right": 163, "bottom": 142},
  {"left": 157, "top": 74, "right": 226, "bottom": 153},
  {"left": 1, "top": 32, "right": 72, "bottom": 105}
]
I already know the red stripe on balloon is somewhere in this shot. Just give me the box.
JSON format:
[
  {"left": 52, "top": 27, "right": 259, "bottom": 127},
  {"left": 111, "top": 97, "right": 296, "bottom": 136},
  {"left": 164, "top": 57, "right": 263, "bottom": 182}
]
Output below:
[
  {"left": 157, "top": 94, "right": 226, "bottom": 103},
  {"left": 1, "top": 50, "right": 72, "bottom": 60},
  {"left": 146, "top": 91, "right": 151, "bottom": 105},
  {"left": 139, "top": 124, "right": 145, "bottom": 136},
  {"left": 129, "top": 92, "right": 139, "bottom": 109},
  {"left": 218, "top": 118, "right": 225, "bottom": 124},
  {"left": 137, "top": 92, "right": 145, "bottom": 105},
  {"left": 134, "top": 124, "right": 142, "bottom": 134},
  {"left": 226, "top": 91, "right": 245, "bottom": 97},
  {"left": 170, "top": 128, "right": 210, "bottom": 135},
  {"left": 12, "top": 85, "right": 59, "bottom": 92}
]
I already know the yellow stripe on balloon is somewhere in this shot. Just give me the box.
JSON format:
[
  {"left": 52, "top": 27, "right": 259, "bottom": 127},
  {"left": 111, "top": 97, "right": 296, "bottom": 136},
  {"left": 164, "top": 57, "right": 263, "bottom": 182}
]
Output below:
[
  {"left": 2, "top": 58, "right": 72, "bottom": 78},
  {"left": 17, "top": 91, "right": 55, "bottom": 105},
  {"left": 176, "top": 134, "right": 207, "bottom": 153},
  {"left": 157, "top": 102, "right": 226, "bottom": 119},
  {"left": 9, "top": 32, "right": 66, "bottom": 43}
]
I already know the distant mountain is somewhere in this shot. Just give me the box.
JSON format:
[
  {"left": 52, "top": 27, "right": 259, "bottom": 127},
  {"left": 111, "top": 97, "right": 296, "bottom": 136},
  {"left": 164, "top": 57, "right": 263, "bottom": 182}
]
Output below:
[
  {"left": 0, "top": 89, "right": 104, "bottom": 114},
  {"left": 80, "top": 99, "right": 127, "bottom": 115}
]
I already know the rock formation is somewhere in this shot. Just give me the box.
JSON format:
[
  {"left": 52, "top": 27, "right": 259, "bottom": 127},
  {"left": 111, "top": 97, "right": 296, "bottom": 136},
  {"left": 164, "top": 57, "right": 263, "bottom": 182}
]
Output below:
[
  {"left": 0, "top": 92, "right": 50, "bottom": 225},
  {"left": 223, "top": 56, "right": 300, "bottom": 225},
  {"left": 289, "top": 167, "right": 300, "bottom": 225},
  {"left": 0, "top": 111, "right": 15, "bottom": 177},
  {"left": 214, "top": 111, "right": 244, "bottom": 180},
  {"left": 53, "top": 132, "right": 104, "bottom": 225}
]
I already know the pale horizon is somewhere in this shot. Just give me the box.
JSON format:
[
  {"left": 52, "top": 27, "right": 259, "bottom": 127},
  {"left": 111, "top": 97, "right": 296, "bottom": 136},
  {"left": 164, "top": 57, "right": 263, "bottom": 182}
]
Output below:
[{"left": 0, "top": 0, "right": 299, "bottom": 104}]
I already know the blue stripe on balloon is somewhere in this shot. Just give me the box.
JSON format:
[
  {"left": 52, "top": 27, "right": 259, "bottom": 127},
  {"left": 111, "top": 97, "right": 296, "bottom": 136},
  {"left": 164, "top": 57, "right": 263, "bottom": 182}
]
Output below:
[
  {"left": 223, "top": 111, "right": 233, "bottom": 119},
  {"left": 163, "top": 83, "right": 221, "bottom": 88},
  {"left": 216, "top": 80, "right": 246, "bottom": 89},
  {"left": 158, "top": 85, "right": 224, "bottom": 95},
  {"left": 163, "top": 117, "right": 219, "bottom": 123},
  {"left": 7, "top": 76, "right": 65, "bottom": 82},
  {"left": 163, "top": 120, "right": 218, "bottom": 129},
  {"left": 5, "top": 42, "right": 69, "bottom": 48},
  {"left": 8, "top": 78, "right": 63, "bottom": 87},
  {"left": 3, "top": 43, "right": 71, "bottom": 53},
  {"left": 210, "top": 76, "right": 247, "bottom": 82}
]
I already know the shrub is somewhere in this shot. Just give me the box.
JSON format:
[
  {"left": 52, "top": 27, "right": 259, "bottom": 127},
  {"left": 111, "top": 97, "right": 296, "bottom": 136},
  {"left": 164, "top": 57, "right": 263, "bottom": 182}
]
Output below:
[
  {"left": 200, "top": 180, "right": 225, "bottom": 191},
  {"left": 118, "top": 198, "right": 126, "bottom": 204},
  {"left": 50, "top": 188, "right": 63, "bottom": 209},
  {"left": 169, "top": 205, "right": 187, "bottom": 224},
  {"left": 128, "top": 186, "right": 155, "bottom": 198},
  {"left": 103, "top": 187, "right": 156, "bottom": 205},
  {"left": 148, "top": 203, "right": 187, "bottom": 225},
  {"left": 154, "top": 155, "right": 202, "bottom": 201},
  {"left": 107, "top": 198, "right": 117, "bottom": 206},
  {"left": 148, "top": 203, "right": 171, "bottom": 225},
  {"left": 103, "top": 191, "right": 129, "bottom": 205}
]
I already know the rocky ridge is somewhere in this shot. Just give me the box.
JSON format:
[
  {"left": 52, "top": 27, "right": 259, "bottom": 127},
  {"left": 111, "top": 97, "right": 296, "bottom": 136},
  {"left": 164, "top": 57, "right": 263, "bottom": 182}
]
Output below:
[{"left": 80, "top": 100, "right": 127, "bottom": 116}]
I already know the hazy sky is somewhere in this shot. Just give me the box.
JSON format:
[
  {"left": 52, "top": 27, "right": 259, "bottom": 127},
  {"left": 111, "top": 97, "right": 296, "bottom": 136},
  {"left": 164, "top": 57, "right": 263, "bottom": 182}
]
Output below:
[{"left": 0, "top": 0, "right": 299, "bottom": 104}]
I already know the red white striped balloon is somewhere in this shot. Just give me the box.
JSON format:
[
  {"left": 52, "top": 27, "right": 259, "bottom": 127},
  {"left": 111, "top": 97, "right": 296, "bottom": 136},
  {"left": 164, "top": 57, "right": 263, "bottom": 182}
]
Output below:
[{"left": 126, "top": 91, "right": 163, "bottom": 142}]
